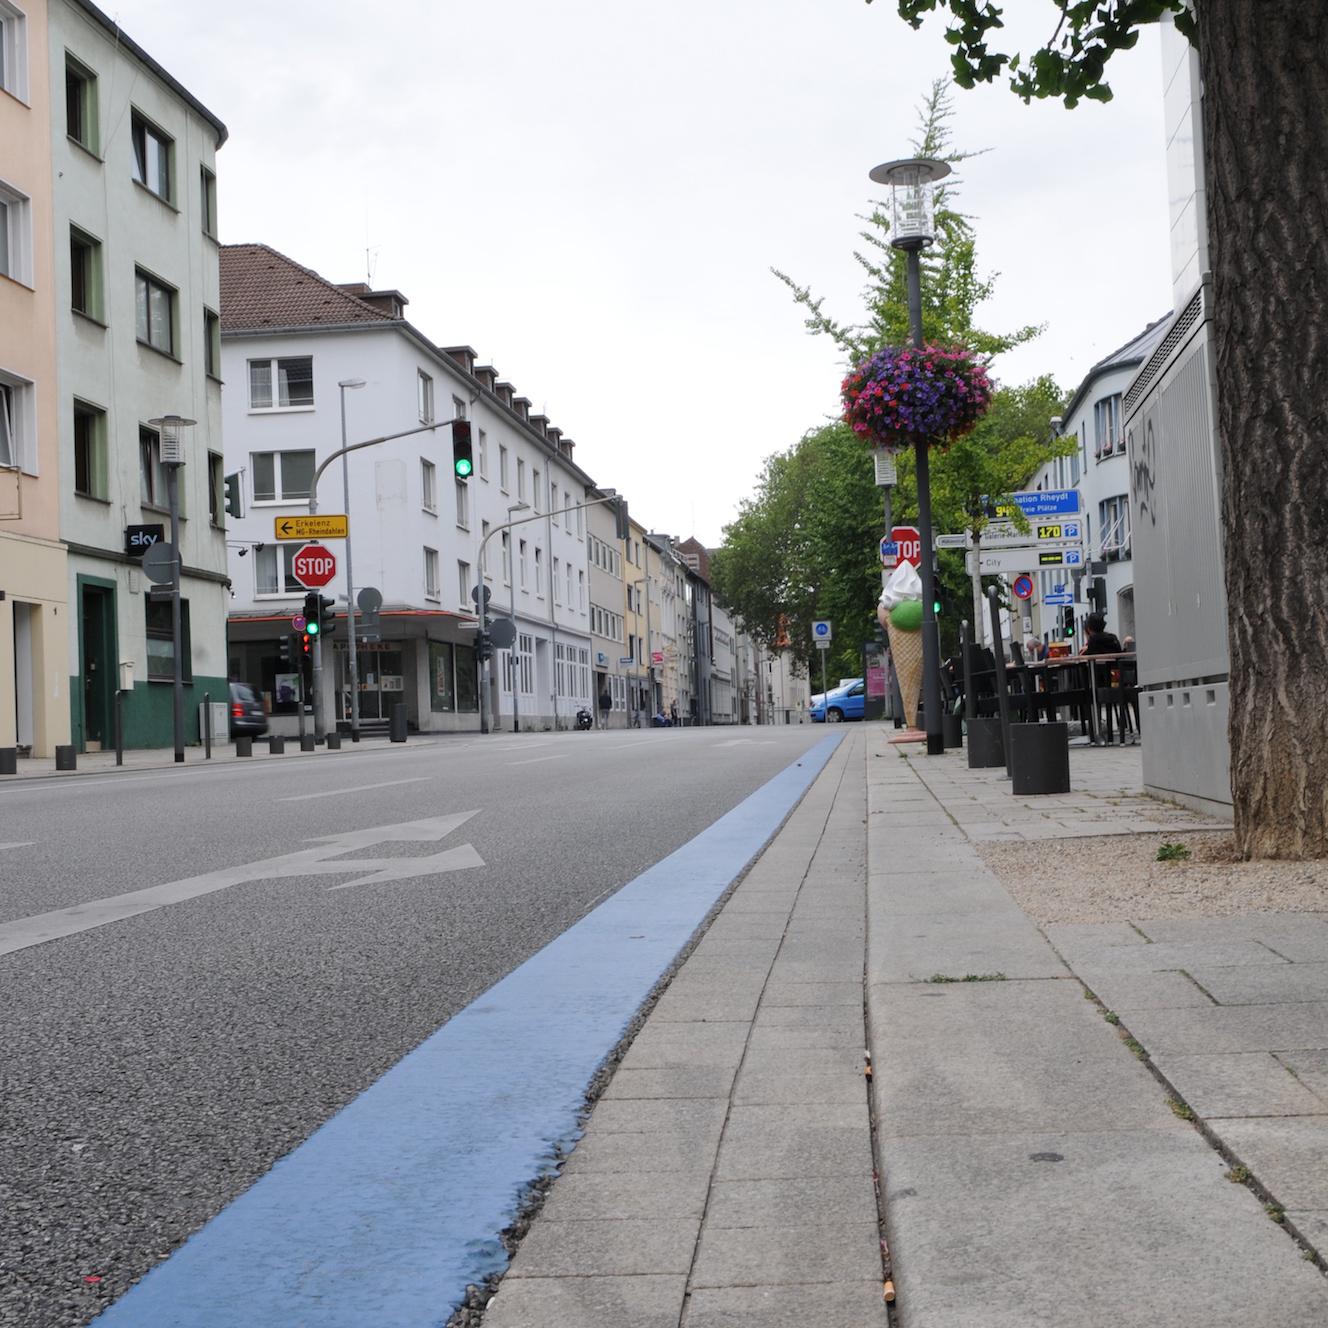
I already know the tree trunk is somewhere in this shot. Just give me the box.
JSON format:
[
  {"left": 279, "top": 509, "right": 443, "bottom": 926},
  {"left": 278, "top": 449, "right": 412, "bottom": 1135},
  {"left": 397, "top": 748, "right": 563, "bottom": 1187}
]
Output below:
[{"left": 1200, "top": 1, "right": 1328, "bottom": 858}]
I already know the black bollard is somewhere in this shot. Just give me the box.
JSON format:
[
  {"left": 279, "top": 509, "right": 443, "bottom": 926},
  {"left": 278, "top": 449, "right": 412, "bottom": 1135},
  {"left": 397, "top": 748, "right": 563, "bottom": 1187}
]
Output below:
[
  {"left": 389, "top": 703, "right": 407, "bottom": 743},
  {"left": 235, "top": 736, "right": 253, "bottom": 758},
  {"left": 1010, "top": 722, "right": 1071, "bottom": 795}
]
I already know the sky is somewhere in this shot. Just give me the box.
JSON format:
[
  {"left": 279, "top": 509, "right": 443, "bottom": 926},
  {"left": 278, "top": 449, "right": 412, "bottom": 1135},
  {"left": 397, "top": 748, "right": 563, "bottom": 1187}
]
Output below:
[{"left": 107, "top": 0, "right": 1173, "bottom": 546}]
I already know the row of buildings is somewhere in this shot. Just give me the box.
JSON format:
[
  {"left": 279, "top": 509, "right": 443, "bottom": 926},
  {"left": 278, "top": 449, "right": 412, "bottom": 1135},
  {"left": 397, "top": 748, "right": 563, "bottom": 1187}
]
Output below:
[{"left": 0, "top": 0, "right": 808, "bottom": 756}]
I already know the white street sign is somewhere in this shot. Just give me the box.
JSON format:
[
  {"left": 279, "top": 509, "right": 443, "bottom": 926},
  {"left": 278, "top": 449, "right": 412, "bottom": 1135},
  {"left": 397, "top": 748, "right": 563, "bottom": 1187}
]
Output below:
[
  {"left": 812, "top": 620, "right": 832, "bottom": 641},
  {"left": 950, "top": 519, "right": 1085, "bottom": 550},
  {"left": 814, "top": 640, "right": 831, "bottom": 651},
  {"left": 968, "top": 547, "right": 1086, "bottom": 575},
  {"left": 935, "top": 534, "right": 968, "bottom": 550}
]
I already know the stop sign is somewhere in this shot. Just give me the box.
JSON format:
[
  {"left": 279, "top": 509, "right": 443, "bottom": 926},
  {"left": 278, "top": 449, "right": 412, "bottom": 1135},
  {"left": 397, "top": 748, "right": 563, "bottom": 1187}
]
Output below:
[
  {"left": 291, "top": 542, "right": 337, "bottom": 589},
  {"left": 891, "top": 525, "right": 922, "bottom": 568}
]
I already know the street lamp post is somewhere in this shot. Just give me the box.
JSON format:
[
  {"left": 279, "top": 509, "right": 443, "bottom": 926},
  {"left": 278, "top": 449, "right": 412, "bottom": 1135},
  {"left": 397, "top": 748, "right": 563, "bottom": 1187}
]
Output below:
[
  {"left": 148, "top": 415, "right": 195, "bottom": 763},
  {"left": 870, "top": 155, "right": 951, "bottom": 756},
  {"left": 338, "top": 379, "right": 367, "bottom": 741},
  {"left": 506, "top": 501, "right": 529, "bottom": 732}
]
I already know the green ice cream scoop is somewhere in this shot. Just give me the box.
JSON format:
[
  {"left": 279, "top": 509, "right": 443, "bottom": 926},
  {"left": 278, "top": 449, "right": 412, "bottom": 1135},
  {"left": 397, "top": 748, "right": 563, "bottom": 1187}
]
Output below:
[{"left": 889, "top": 599, "right": 923, "bottom": 631}]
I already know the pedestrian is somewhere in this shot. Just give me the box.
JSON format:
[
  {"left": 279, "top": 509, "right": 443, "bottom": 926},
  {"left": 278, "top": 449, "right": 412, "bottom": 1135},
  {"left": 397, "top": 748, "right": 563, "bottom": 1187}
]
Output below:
[
  {"left": 669, "top": 699, "right": 679, "bottom": 727},
  {"left": 1081, "top": 613, "right": 1123, "bottom": 656},
  {"left": 598, "top": 685, "right": 612, "bottom": 728}
]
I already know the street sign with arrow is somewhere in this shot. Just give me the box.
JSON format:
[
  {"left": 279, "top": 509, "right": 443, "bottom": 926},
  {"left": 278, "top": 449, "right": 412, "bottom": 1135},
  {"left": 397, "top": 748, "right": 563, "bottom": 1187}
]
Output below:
[{"left": 274, "top": 515, "right": 349, "bottom": 541}]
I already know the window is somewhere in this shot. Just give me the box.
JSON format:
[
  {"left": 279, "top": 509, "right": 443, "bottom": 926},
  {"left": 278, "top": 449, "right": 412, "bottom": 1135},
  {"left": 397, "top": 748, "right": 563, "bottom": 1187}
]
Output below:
[
  {"left": 1099, "top": 495, "right": 1132, "bottom": 560},
  {"left": 532, "top": 468, "right": 540, "bottom": 513},
  {"left": 200, "top": 167, "right": 217, "bottom": 237},
  {"left": 69, "top": 226, "right": 103, "bottom": 319},
  {"left": 553, "top": 557, "right": 561, "bottom": 604},
  {"left": 430, "top": 641, "right": 456, "bottom": 712},
  {"left": 458, "top": 560, "right": 471, "bottom": 609},
  {"left": 551, "top": 485, "right": 559, "bottom": 524},
  {"left": 254, "top": 543, "right": 304, "bottom": 594},
  {"left": 519, "top": 538, "right": 528, "bottom": 590},
  {"left": 204, "top": 308, "right": 220, "bottom": 377},
  {"left": 249, "top": 356, "right": 313, "bottom": 409},
  {"left": 576, "top": 504, "right": 583, "bottom": 537},
  {"left": 250, "top": 449, "right": 314, "bottom": 502},
  {"left": 146, "top": 598, "right": 191, "bottom": 682},
  {"left": 418, "top": 370, "right": 434, "bottom": 423},
  {"left": 478, "top": 428, "right": 488, "bottom": 480},
  {"left": 517, "top": 458, "right": 526, "bottom": 501},
  {"left": 452, "top": 394, "right": 466, "bottom": 421},
  {"left": 139, "top": 425, "right": 166, "bottom": 507},
  {"left": 66, "top": 55, "right": 98, "bottom": 151},
  {"left": 534, "top": 547, "right": 543, "bottom": 598},
  {"left": 1093, "top": 394, "right": 1122, "bottom": 458},
  {"left": 421, "top": 458, "right": 437, "bottom": 512},
  {"left": 134, "top": 268, "right": 175, "bottom": 355},
  {"left": 0, "top": 1, "right": 28, "bottom": 101},
  {"left": 0, "top": 373, "right": 32, "bottom": 471},
  {"left": 501, "top": 531, "right": 511, "bottom": 586},
  {"left": 208, "top": 451, "right": 224, "bottom": 526},
  {"left": 424, "top": 546, "right": 440, "bottom": 600},
  {"left": 481, "top": 520, "right": 492, "bottom": 577},
  {"left": 73, "top": 400, "right": 107, "bottom": 498},
  {"left": 499, "top": 444, "right": 509, "bottom": 492},
  {"left": 566, "top": 561, "right": 573, "bottom": 607},
  {"left": 578, "top": 569, "right": 586, "bottom": 611},
  {"left": 130, "top": 109, "right": 173, "bottom": 202},
  {"left": 0, "top": 182, "right": 32, "bottom": 285},
  {"left": 518, "top": 633, "right": 534, "bottom": 694},
  {"left": 455, "top": 477, "right": 469, "bottom": 529}
]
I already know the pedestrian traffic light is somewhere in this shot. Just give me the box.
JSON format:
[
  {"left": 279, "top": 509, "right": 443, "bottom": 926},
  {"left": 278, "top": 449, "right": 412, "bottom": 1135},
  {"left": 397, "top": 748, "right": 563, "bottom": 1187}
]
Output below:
[
  {"left": 1062, "top": 606, "right": 1076, "bottom": 639},
  {"left": 451, "top": 419, "right": 473, "bottom": 479},
  {"left": 224, "top": 472, "right": 243, "bottom": 519}
]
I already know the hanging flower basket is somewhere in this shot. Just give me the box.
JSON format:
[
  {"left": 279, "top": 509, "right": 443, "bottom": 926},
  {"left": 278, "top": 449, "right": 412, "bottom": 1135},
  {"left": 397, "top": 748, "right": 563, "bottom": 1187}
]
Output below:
[{"left": 841, "top": 344, "right": 993, "bottom": 450}]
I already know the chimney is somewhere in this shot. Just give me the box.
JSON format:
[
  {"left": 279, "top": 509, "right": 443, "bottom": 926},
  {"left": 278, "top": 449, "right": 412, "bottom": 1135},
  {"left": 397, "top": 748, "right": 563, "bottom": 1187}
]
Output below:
[
  {"left": 495, "top": 381, "right": 515, "bottom": 407},
  {"left": 546, "top": 426, "right": 563, "bottom": 451},
  {"left": 529, "top": 413, "right": 550, "bottom": 438},
  {"left": 475, "top": 365, "right": 498, "bottom": 392},
  {"left": 558, "top": 437, "right": 575, "bottom": 459},
  {"left": 444, "top": 345, "right": 477, "bottom": 375},
  {"left": 512, "top": 396, "right": 532, "bottom": 423}
]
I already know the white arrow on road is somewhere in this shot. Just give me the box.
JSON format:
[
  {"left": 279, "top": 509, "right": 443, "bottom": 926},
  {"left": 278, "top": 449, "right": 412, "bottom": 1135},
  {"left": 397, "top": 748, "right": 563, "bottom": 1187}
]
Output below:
[{"left": 0, "top": 813, "right": 485, "bottom": 956}]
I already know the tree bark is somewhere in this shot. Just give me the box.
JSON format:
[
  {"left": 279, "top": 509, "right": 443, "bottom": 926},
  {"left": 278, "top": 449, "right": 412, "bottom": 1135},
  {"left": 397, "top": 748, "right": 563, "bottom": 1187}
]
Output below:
[{"left": 1200, "top": 1, "right": 1328, "bottom": 857}]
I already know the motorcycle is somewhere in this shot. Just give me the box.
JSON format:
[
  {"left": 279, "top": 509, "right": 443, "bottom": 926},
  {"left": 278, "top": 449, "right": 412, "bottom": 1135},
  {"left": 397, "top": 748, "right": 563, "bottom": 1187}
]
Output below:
[{"left": 574, "top": 707, "right": 594, "bottom": 730}]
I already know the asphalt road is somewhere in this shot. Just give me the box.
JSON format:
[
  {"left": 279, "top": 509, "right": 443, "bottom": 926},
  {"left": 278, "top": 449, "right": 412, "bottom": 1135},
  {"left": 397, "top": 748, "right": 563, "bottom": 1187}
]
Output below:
[{"left": 0, "top": 725, "right": 826, "bottom": 1328}]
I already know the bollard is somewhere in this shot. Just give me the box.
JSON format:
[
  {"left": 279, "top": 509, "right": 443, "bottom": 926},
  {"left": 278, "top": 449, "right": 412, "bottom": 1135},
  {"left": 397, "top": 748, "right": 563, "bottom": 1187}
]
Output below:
[
  {"left": 1009, "top": 721, "right": 1071, "bottom": 795},
  {"left": 0, "top": 748, "right": 16, "bottom": 775},
  {"left": 941, "top": 711, "right": 963, "bottom": 749},
  {"left": 325, "top": 733, "right": 342, "bottom": 750},
  {"left": 967, "top": 716, "right": 1005, "bottom": 769},
  {"left": 55, "top": 745, "right": 77, "bottom": 771},
  {"left": 235, "top": 736, "right": 252, "bottom": 758},
  {"left": 268, "top": 735, "right": 285, "bottom": 755},
  {"left": 300, "top": 734, "right": 316, "bottom": 752},
  {"left": 389, "top": 703, "right": 407, "bottom": 743}
]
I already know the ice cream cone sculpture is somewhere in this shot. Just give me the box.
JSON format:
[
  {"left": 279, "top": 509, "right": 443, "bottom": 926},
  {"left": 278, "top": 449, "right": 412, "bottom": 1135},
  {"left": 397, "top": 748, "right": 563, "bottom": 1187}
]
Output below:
[{"left": 878, "top": 558, "right": 925, "bottom": 728}]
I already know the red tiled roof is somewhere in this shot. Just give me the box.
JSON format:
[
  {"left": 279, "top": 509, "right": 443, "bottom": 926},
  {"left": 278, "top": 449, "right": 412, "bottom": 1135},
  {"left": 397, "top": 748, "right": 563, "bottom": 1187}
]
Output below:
[{"left": 219, "top": 243, "right": 394, "bottom": 332}]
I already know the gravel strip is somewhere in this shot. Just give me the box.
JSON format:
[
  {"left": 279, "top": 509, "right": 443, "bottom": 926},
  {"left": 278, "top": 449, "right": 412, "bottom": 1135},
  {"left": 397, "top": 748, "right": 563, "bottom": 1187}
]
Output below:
[{"left": 977, "top": 831, "right": 1328, "bottom": 924}]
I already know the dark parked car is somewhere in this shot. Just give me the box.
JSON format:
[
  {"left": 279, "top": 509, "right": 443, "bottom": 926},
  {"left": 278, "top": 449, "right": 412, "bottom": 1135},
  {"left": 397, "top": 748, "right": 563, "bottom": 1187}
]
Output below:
[{"left": 228, "top": 681, "right": 269, "bottom": 737}]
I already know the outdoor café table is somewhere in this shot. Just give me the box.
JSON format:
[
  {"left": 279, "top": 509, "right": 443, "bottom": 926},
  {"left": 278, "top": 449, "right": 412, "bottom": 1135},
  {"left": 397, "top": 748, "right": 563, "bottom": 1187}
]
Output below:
[
  {"left": 1014, "top": 651, "right": 1137, "bottom": 745},
  {"left": 1079, "top": 650, "right": 1137, "bottom": 746}
]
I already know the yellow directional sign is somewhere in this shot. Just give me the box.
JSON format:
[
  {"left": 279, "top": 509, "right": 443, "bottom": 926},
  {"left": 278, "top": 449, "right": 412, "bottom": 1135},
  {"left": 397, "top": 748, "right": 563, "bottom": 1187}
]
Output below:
[{"left": 274, "top": 515, "right": 349, "bottom": 541}]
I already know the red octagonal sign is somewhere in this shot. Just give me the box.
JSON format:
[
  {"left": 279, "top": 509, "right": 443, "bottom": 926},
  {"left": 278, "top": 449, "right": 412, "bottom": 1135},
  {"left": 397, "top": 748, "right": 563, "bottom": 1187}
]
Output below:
[{"left": 291, "top": 542, "right": 337, "bottom": 589}]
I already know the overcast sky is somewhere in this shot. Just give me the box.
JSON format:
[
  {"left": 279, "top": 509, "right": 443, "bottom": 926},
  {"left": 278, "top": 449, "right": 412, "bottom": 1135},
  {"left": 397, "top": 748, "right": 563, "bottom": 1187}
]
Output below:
[{"left": 109, "top": 0, "right": 1173, "bottom": 545}]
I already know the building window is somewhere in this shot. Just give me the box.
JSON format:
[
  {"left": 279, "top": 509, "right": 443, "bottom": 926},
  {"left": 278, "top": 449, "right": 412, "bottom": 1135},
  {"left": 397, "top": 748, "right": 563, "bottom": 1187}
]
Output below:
[
  {"left": 566, "top": 561, "right": 573, "bottom": 607},
  {"left": 457, "top": 560, "right": 471, "bottom": 609},
  {"left": 551, "top": 485, "right": 559, "bottom": 524},
  {"left": 250, "top": 449, "right": 314, "bottom": 502},
  {"left": 430, "top": 641, "right": 456, "bottom": 712},
  {"left": 553, "top": 557, "right": 561, "bottom": 604},
  {"left": 455, "top": 477, "right": 470, "bottom": 529},
  {"left": 130, "top": 109, "right": 173, "bottom": 202},
  {"left": 204, "top": 308, "right": 221, "bottom": 377},
  {"left": 66, "top": 55, "right": 98, "bottom": 151},
  {"left": 146, "top": 598, "right": 191, "bottom": 682},
  {"left": 249, "top": 356, "right": 314, "bottom": 410},
  {"left": 517, "top": 458, "right": 526, "bottom": 501},
  {"left": 501, "top": 530, "right": 511, "bottom": 586},
  {"left": 73, "top": 399, "right": 108, "bottom": 498},
  {"left": 424, "top": 547, "right": 440, "bottom": 600},
  {"left": 200, "top": 166, "right": 217, "bottom": 237},
  {"left": 0, "top": 181, "right": 32, "bottom": 285},
  {"left": 1099, "top": 494, "right": 1132, "bottom": 560},
  {"left": 578, "top": 569, "right": 586, "bottom": 611},
  {"left": 534, "top": 547, "right": 543, "bottom": 598},
  {"left": 452, "top": 394, "right": 466, "bottom": 421},
  {"left": 0, "top": 373, "right": 32, "bottom": 472},
  {"left": 421, "top": 458, "right": 437, "bottom": 512},
  {"left": 418, "top": 369, "right": 434, "bottom": 423},
  {"left": 532, "top": 468, "right": 541, "bottom": 513},
  {"left": 519, "top": 539, "right": 528, "bottom": 590},
  {"left": 1093, "top": 394, "right": 1122, "bottom": 459},
  {"left": 134, "top": 268, "right": 175, "bottom": 355},
  {"left": 69, "top": 226, "right": 104, "bottom": 319},
  {"left": 478, "top": 428, "right": 488, "bottom": 480},
  {"left": 139, "top": 425, "right": 166, "bottom": 507},
  {"left": 499, "top": 444, "right": 509, "bottom": 492},
  {"left": 255, "top": 543, "right": 303, "bottom": 594},
  {"left": 576, "top": 504, "right": 584, "bottom": 537},
  {"left": 208, "top": 451, "right": 224, "bottom": 527},
  {"left": 518, "top": 633, "right": 534, "bottom": 694},
  {"left": 0, "top": 1, "right": 28, "bottom": 101}
]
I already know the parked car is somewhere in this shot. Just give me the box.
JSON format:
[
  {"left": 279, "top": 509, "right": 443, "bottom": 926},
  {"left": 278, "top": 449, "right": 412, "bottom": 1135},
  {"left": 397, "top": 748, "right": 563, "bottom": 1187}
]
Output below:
[
  {"left": 809, "top": 678, "right": 866, "bottom": 723},
  {"left": 228, "top": 681, "right": 269, "bottom": 737}
]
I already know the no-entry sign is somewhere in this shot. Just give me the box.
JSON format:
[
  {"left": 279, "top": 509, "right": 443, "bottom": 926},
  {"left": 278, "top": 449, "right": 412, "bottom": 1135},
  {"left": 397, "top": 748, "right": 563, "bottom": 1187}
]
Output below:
[
  {"left": 292, "top": 543, "right": 337, "bottom": 589},
  {"left": 891, "top": 526, "right": 922, "bottom": 568}
]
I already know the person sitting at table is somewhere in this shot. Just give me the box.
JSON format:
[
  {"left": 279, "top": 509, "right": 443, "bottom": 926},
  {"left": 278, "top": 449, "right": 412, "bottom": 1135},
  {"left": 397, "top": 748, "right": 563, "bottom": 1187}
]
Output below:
[
  {"left": 1023, "top": 635, "right": 1048, "bottom": 662},
  {"left": 1081, "top": 613, "right": 1122, "bottom": 656}
]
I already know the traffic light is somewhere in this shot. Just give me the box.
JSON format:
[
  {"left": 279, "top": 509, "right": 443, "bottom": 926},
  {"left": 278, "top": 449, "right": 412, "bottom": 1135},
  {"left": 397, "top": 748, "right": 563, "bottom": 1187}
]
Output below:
[
  {"left": 933, "top": 585, "right": 944, "bottom": 617},
  {"left": 224, "top": 472, "right": 242, "bottom": 519},
  {"left": 317, "top": 594, "right": 336, "bottom": 632},
  {"left": 1089, "top": 576, "right": 1107, "bottom": 614},
  {"left": 1062, "top": 607, "right": 1076, "bottom": 639},
  {"left": 278, "top": 635, "right": 293, "bottom": 666},
  {"left": 303, "top": 591, "right": 323, "bottom": 637},
  {"left": 301, "top": 631, "right": 313, "bottom": 656},
  {"left": 451, "top": 419, "right": 474, "bottom": 479}
]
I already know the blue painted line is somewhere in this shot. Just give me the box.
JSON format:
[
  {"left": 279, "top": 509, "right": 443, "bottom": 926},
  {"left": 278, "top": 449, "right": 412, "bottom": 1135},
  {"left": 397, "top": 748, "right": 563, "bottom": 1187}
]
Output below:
[{"left": 95, "top": 732, "right": 844, "bottom": 1328}]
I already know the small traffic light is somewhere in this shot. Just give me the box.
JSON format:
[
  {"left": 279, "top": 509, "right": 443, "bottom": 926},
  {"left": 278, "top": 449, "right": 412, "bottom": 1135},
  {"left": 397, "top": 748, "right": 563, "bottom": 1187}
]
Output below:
[
  {"left": 224, "top": 472, "right": 242, "bottom": 519},
  {"left": 1063, "top": 607, "right": 1076, "bottom": 639},
  {"left": 303, "top": 591, "right": 322, "bottom": 636},
  {"left": 318, "top": 594, "right": 336, "bottom": 632},
  {"left": 278, "top": 635, "right": 293, "bottom": 665},
  {"left": 451, "top": 419, "right": 474, "bottom": 479},
  {"left": 1089, "top": 576, "right": 1107, "bottom": 614},
  {"left": 301, "top": 631, "right": 313, "bottom": 655}
]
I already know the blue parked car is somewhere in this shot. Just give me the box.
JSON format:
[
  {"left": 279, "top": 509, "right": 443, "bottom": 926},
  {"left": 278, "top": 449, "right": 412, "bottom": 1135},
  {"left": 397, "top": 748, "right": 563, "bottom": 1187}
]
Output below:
[{"left": 809, "top": 678, "right": 865, "bottom": 723}]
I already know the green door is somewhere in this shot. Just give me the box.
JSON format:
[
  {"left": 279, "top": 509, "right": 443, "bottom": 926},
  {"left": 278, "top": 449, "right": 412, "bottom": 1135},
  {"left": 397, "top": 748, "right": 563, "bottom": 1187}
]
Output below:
[{"left": 80, "top": 584, "right": 116, "bottom": 749}]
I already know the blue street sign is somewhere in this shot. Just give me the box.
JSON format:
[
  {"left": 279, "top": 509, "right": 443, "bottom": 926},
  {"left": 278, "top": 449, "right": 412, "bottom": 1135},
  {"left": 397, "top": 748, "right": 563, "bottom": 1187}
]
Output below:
[
  {"left": 1043, "top": 592, "right": 1074, "bottom": 606},
  {"left": 993, "top": 489, "right": 1082, "bottom": 518},
  {"left": 1063, "top": 549, "right": 1084, "bottom": 565},
  {"left": 812, "top": 620, "right": 832, "bottom": 640},
  {"left": 1053, "top": 583, "right": 1066, "bottom": 594}
]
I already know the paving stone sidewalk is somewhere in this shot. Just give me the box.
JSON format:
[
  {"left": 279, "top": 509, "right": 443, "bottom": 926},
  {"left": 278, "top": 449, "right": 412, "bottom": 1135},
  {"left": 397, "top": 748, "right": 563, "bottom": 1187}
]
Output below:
[
  {"left": 867, "top": 733, "right": 1328, "bottom": 1326},
  {"left": 482, "top": 729, "right": 888, "bottom": 1327}
]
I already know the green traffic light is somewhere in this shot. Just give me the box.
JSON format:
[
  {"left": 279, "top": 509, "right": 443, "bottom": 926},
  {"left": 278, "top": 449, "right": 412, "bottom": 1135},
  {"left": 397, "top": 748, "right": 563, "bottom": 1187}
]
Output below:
[
  {"left": 306, "top": 619, "right": 320, "bottom": 636},
  {"left": 933, "top": 600, "right": 942, "bottom": 615},
  {"left": 455, "top": 457, "right": 473, "bottom": 478}
]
